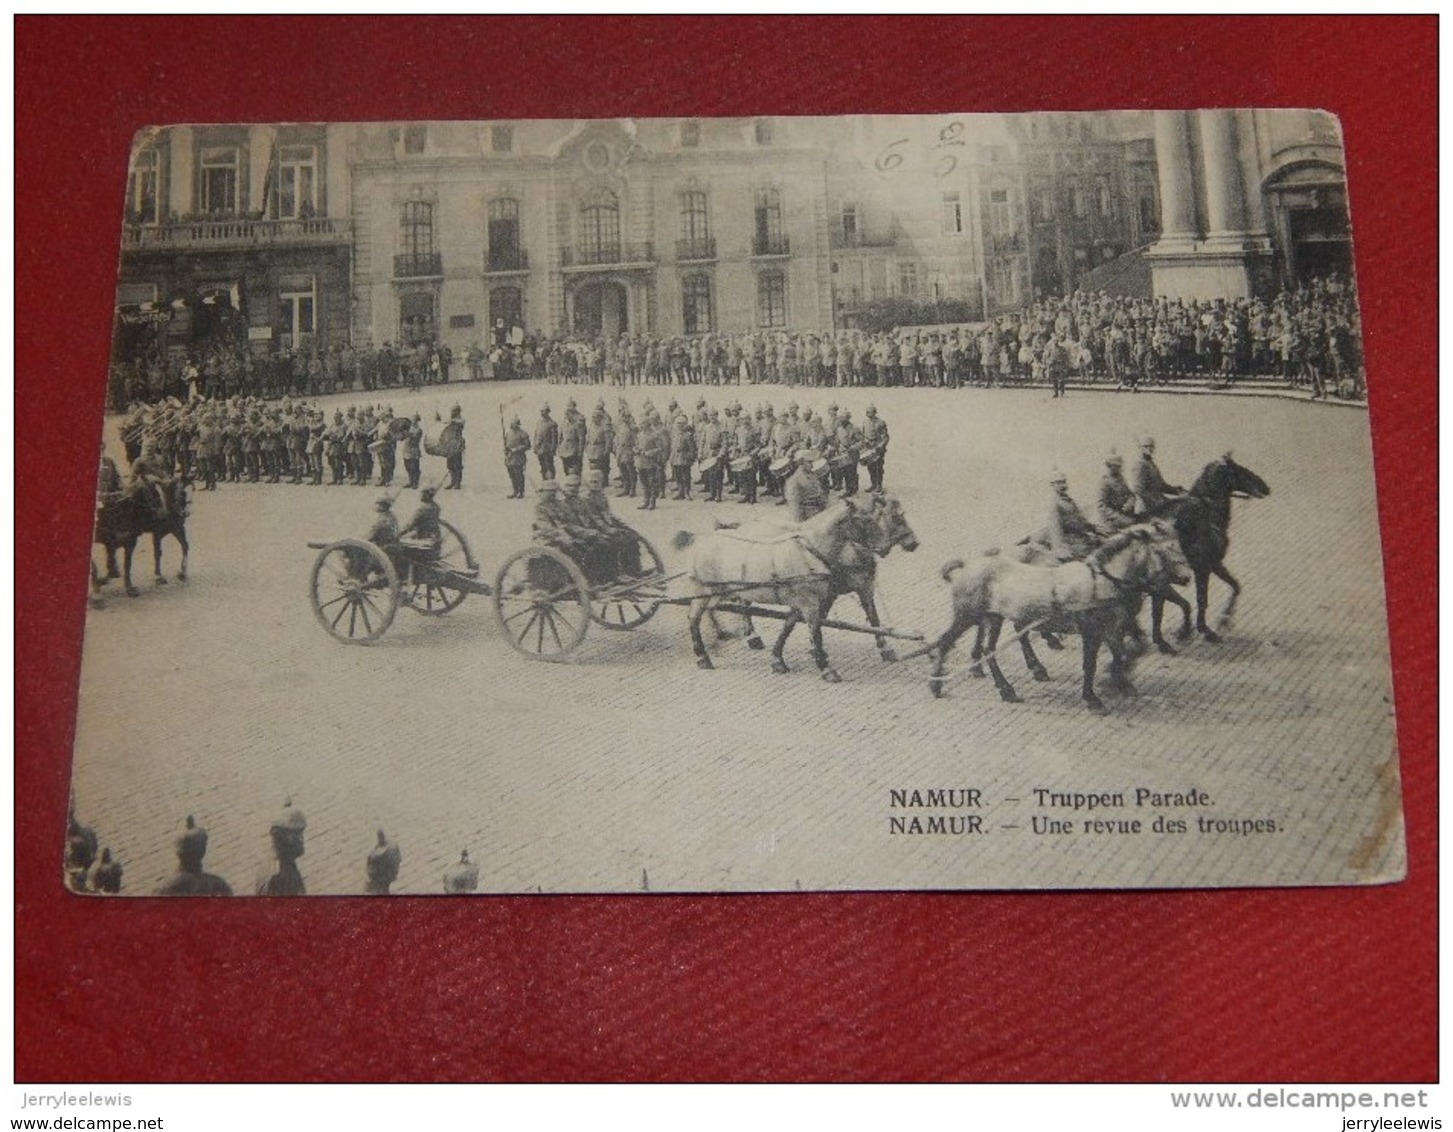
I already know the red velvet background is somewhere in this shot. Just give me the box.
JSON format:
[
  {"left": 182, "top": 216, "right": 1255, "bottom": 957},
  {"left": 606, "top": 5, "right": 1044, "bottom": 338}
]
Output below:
[{"left": 15, "top": 17, "right": 1436, "bottom": 1082}]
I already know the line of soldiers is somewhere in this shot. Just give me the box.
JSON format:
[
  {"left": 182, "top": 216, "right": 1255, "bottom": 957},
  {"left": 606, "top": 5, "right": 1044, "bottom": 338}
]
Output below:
[
  {"left": 117, "top": 396, "right": 466, "bottom": 493},
  {"left": 66, "top": 799, "right": 486, "bottom": 897},
  {"left": 504, "top": 394, "right": 890, "bottom": 513}
]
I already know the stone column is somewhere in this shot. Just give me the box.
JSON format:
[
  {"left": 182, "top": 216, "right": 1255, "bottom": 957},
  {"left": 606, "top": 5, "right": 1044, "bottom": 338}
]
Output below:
[
  {"left": 168, "top": 126, "right": 194, "bottom": 217},
  {"left": 1152, "top": 110, "right": 1197, "bottom": 240},
  {"left": 1199, "top": 109, "right": 1246, "bottom": 237}
]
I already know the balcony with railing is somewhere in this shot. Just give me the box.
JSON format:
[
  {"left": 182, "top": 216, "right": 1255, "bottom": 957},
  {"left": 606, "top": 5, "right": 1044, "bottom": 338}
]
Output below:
[
  {"left": 676, "top": 236, "right": 717, "bottom": 262},
  {"left": 121, "top": 216, "right": 353, "bottom": 251},
  {"left": 831, "top": 229, "right": 899, "bottom": 250},
  {"left": 752, "top": 234, "right": 791, "bottom": 258},
  {"left": 483, "top": 248, "right": 530, "bottom": 274},
  {"left": 989, "top": 232, "right": 1026, "bottom": 254},
  {"left": 559, "top": 242, "right": 655, "bottom": 269},
  {"left": 394, "top": 251, "right": 444, "bottom": 278}
]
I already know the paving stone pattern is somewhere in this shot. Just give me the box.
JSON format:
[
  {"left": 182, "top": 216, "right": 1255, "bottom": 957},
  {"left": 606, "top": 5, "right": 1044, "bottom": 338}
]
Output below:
[{"left": 70, "top": 381, "right": 1402, "bottom": 896}]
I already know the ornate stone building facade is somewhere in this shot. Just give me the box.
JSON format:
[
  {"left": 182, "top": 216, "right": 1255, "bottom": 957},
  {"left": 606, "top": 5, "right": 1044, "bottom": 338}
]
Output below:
[
  {"left": 346, "top": 117, "right": 833, "bottom": 351},
  {"left": 114, "top": 124, "right": 353, "bottom": 362},
  {"left": 111, "top": 113, "right": 1352, "bottom": 365},
  {"left": 1146, "top": 108, "right": 1351, "bottom": 299}
]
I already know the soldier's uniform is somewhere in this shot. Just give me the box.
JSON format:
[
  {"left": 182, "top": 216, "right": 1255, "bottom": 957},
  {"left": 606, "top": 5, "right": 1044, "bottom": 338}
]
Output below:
[
  {"left": 612, "top": 411, "right": 638, "bottom": 498},
  {"left": 222, "top": 417, "right": 242, "bottom": 482},
  {"left": 634, "top": 415, "right": 664, "bottom": 510},
  {"left": 784, "top": 453, "right": 829, "bottom": 523},
  {"left": 399, "top": 487, "right": 443, "bottom": 561},
  {"left": 256, "top": 800, "right": 307, "bottom": 898},
  {"left": 241, "top": 417, "right": 261, "bottom": 482},
  {"left": 196, "top": 413, "right": 221, "bottom": 490},
  {"left": 834, "top": 411, "right": 862, "bottom": 497},
  {"left": 503, "top": 417, "right": 531, "bottom": 499},
  {"left": 731, "top": 414, "right": 758, "bottom": 503},
  {"left": 444, "top": 406, "right": 466, "bottom": 490},
  {"left": 1132, "top": 438, "right": 1182, "bottom": 516},
  {"left": 156, "top": 816, "right": 232, "bottom": 897},
  {"left": 533, "top": 407, "right": 560, "bottom": 481},
  {"left": 365, "top": 830, "right": 402, "bottom": 896},
  {"left": 701, "top": 410, "right": 726, "bottom": 502},
  {"left": 403, "top": 414, "right": 424, "bottom": 489},
  {"left": 559, "top": 402, "right": 585, "bottom": 478},
  {"left": 1097, "top": 453, "right": 1138, "bottom": 532},
  {"left": 374, "top": 416, "right": 397, "bottom": 487},
  {"left": 668, "top": 415, "right": 696, "bottom": 500},
  {"left": 1048, "top": 473, "right": 1101, "bottom": 561},
  {"left": 585, "top": 409, "right": 612, "bottom": 483},
  {"left": 861, "top": 405, "right": 889, "bottom": 493}
]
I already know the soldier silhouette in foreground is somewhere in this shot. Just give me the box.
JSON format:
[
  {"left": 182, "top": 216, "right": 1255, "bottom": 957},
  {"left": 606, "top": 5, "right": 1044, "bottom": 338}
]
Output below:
[
  {"left": 365, "top": 829, "right": 402, "bottom": 895},
  {"left": 65, "top": 803, "right": 98, "bottom": 892},
  {"left": 443, "top": 849, "right": 479, "bottom": 894},
  {"left": 257, "top": 799, "right": 307, "bottom": 897},
  {"left": 87, "top": 848, "right": 124, "bottom": 894},
  {"left": 156, "top": 815, "right": 233, "bottom": 897}
]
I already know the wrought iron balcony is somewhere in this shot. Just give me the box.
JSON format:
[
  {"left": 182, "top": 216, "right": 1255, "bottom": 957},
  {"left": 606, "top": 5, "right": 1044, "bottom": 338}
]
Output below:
[
  {"left": 394, "top": 251, "right": 444, "bottom": 278},
  {"left": 120, "top": 216, "right": 352, "bottom": 251},
  {"left": 559, "top": 242, "right": 655, "bottom": 268},
  {"left": 989, "top": 233, "right": 1026, "bottom": 254},
  {"left": 484, "top": 248, "right": 530, "bottom": 273},
  {"left": 831, "top": 229, "right": 898, "bottom": 249},
  {"left": 676, "top": 237, "right": 717, "bottom": 262},
  {"left": 752, "top": 234, "right": 791, "bottom": 257}
]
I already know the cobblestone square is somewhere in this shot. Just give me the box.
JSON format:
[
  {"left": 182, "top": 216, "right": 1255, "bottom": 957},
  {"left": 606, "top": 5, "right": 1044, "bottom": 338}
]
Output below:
[{"left": 71, "top": 381, "right": 1402, "bottom": 895}]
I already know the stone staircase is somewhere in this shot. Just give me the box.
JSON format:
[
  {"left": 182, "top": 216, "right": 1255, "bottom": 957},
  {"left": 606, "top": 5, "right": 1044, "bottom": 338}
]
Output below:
[{"left": 1076, "top": 243, "right": 1153, "bottom": 299}]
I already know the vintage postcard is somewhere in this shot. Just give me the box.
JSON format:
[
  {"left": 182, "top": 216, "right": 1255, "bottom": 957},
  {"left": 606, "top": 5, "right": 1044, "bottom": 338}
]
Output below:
[{"left": 67, "top": 110, "right": 1402, "bottom": 896}]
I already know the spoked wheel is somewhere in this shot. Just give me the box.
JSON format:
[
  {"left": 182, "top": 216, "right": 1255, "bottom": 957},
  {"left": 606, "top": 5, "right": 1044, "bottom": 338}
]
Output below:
[
  {"left": 310, "top": 539, "right": 399, "bottom": 644},
  {"left": 492, "top": 545, "right": 591, "bottom": 661},
  {"left": 404, "top": 519, "right": 475, "bottom": 616},
  {"left": 591, "top": 534, "right": 667, "bottom": 630}
]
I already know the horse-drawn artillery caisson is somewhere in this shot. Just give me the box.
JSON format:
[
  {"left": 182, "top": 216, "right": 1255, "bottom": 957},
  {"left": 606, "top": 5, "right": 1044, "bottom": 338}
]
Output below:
[
  {"left": 307, "top": 519, "right": 490, "bottom": 644},
  {"left": 307, "top": 491, "right": 927, "bottom": 671},
  {"left": 490, "top": 526, "right": 672, "bottom": 661}
]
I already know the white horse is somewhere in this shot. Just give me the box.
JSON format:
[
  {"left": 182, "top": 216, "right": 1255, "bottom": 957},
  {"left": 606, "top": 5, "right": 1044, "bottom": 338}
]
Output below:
[
  {"left": 928, "top": 526, "right": 1192, "bottom": 713},
  {"left": 678, "top": 500, "right": 861, "bottom": 683}
]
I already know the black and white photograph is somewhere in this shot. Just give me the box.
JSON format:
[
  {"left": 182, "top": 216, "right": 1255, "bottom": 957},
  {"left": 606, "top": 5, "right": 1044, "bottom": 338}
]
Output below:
[{"left": 68, "top": 109, "right": 1403, "bottom": 897}]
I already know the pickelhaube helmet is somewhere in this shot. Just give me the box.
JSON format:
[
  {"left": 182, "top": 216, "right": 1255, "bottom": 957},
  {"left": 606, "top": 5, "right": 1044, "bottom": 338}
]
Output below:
[
  {"left": 443, "top": 849, "right": 479, "bottom": 894},
  {"left": 271, "top": 798, "right": 307, "bottom": 833},
  {"left": 175, "top": 814, "right": 208, "bottom": 859}
]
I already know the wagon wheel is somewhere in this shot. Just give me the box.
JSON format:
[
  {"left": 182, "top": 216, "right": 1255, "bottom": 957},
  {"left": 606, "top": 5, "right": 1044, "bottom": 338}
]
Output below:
[
  {"left": 591, "top": 534, "right": 667, "bottom": 630},
  {"left": 492, "top": 545, "right": 591, "bottom": 661},
  {"left": 310, "top": 539, "right": 399, "bottom": 644},
  {"left": 404, "top": 519, "right": 475, "bottom": 616}
]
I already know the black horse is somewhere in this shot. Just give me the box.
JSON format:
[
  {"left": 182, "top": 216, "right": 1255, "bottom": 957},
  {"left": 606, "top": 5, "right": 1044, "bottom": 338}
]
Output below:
[
  {"left": 93, "top": 479, "right": 191, "bottom": 598},
  {"left": 1153, "top": 455, "right": 1270, "bottom": 643}
]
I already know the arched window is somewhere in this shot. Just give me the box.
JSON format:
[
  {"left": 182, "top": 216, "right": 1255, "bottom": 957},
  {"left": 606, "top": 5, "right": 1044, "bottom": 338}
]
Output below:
[
  {"left": 757, "top": 271, "right": 787, "bottom": 328},
  {"left": 488, "top": 198, "right": 523, "bottom": 270},
  {"left": 579, "top": 189, "right": 620, "bottom": 264},
  {"left": 682, "top": 274, "right": 713, "bottom": 334}
]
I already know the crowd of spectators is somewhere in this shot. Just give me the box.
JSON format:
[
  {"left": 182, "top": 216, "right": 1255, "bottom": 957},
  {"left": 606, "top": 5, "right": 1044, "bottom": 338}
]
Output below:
[{"left": 108, "top": 276, "right": 1366, "bottom": 411}]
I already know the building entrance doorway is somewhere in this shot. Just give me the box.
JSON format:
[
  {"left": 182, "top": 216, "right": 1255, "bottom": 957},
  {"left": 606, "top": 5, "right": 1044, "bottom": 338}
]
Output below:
[{"left": 573, "top": 281, "right": 628, "bottom": 338}]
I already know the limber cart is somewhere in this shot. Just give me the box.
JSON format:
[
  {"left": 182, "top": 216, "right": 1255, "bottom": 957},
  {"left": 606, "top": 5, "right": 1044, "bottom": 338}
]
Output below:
[
  {"left": 490, "top": 530, "right": 674, "bottom": 661},
  {"left": 307, "top": 519, "right": 492, "bottom": 644}
]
